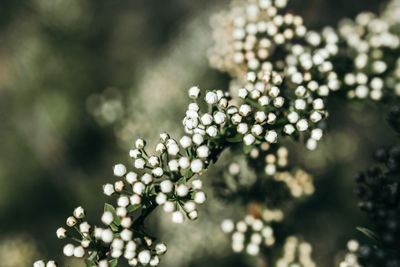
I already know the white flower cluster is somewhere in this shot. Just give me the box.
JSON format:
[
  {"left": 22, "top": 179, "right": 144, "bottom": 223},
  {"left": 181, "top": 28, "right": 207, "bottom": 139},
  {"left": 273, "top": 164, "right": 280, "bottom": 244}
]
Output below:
[
  {"left": 221, "top": 207, "right": 283, "bottom": 256},
  {"left": 338, "top": 11, "right": 400, "bottom": 100},
  {"left": 274, "top": 169, "right": 314, "bottom": 198},
  {"left": 93, "top": 224, "right": 166, "bottom": 266},
  {"left": 209, "top": 0, "right": 304, "bottom": 77},
  {"left": 339, "top": 240, "right": 361, "bottom": 267},
  {"left": 276, "top": 236, "right": 316, "bottom": 267},
  {"left": 53, "top": 204, "right": 167, "bottom": 266}
]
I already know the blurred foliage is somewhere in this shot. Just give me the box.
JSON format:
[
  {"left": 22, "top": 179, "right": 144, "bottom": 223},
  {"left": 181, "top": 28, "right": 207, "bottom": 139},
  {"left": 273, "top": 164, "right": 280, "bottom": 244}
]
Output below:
[{"left": 0, "top": 0, "right": 397, "bottom": 266}]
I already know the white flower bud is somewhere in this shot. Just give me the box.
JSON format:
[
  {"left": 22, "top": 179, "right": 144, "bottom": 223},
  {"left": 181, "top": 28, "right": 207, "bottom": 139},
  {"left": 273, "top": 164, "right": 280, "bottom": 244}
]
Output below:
[
  {"left": 94, "top": 227, "right": 103, "bottom": 239},
  {"left": 313, "top": 98, "right": 324, "bottom": 110},
  {"left": 130, "top": 194, "right": 141, "bottom": 205},
  {"left": 116, "top": 207, "right": 127, "bottom": 217},
  {"left": 192, "top": 179, "right": 202, "bottom": 189},
  {"left": 160, "top": 180, "right": 173, "bottom": 193},
  {"left": 98, "top": 260, "right": 109, "bottom": 267},
  {"left": 134, "top": 158, "right": 146, "bottom": 169},
  {"left": 168, "top": 159, "right": 179, "bottom": 172},
  {"left": 73, "top": 246, "right": 85, "bottom": 258},
  {"left": 141, "top": 173, "right": 152, "bottom": 185},
  {"left": 114, "top": 180, "right": 124, "bottom": 192},
  {"left": 135, "top": 139, "right": 145, "bottom": 149},
  {"left": 155, "top": 143, "right": 165, "bottom": 153},
  {"left": 243, "top": 134, "right": 256, "bottom": 146},
  {"left": 221, "top": 219, "right": 234, "bottom": 233},
  {"left": 205, "top": 92, "right": 218, "bottom": 104},
  {"left": 251, "top": 124, "right": 263, "bottom": 136},
  {"left": 258, "top": 96, "right": 269, "bottom": 106},
  {"left": 138, "top": 250, "right": 151, "bottom": 265},
  {"left": 111, "top": 238, "right": 124, "bottom": 250},
  {"left": 160, "top": 132, "right": 169, "bottom": 142},
  {"left": 284, "top": 124, "right": 295, "bottom": 135},
  {"left": 121, "top": 229, "right": 133, "bottom": 241},
  {"left": 63, "top": 244, "right": 75, "bottom": 257},
  {"left": 129, "top": 149, "right": 141, "bottom": 159},
  {"left": 255, "top": 111, "right": 266, "bottom": 122},
  {"left": 246, "top": 243, "right": 260, "bottom": 255},
  {"left": 163, "top": 201, "right": 175, "bottom": 213},
  {"left": 200, "top": 113, "right": 213, "bottom": 126},
  {"left": 231, "top": 113, "right": 242, "bottom": 124},
  {"left": 150, "top": 256, "right": 160, "bottom": 266},
  {"left": 269, "top": 86, "right": 280, "bottom": 97},
  {"left": 133, "top": 182, "right": 146, "bottom": 195},
  {"left": 155, "top": 243, "right": 167, "bottom": 255},
  {"left": 126, "top": 172, "right": 138, "bottom": 184},
  {"left": 179, "top": 157, "right": 190, "bottom": 169},
  {"left": 192, "top": 133, "right": 204, "bottom": 145},
  {"left": 311, "top": 128, "right": 323, "bottom": 140},
  {"left": 188, "top": 86, "right": 200, "bottom": 99},
  {"left": 214, "top": 111, "right": 226, "bottom": 124},
  {"left": 237, "top": 123, "right": 248, "bottom": 134},
  {"left": 239, "top": 104, "right": 251, "bottom": 116},
  {"left": 171, "top": 211, "right": 184, "bottom": 223},
  {"left": 287, "top": 112, "right": 299, "bottom": 123},
  {"left": 102, "top": 212, "right": 114, "bottom": 226},
  {"left": 33, "top": 260, "right": 46, "bottom": 267},
  {"left": 56, "top": 227, "right": 67, "bottom": 239},
  {"left": 176, "top": 184, "right": 189, "bottom": 197},
  {"left": 46, "top": 260, "right": 57, "bottom": 267},
  {"left": 125, "top": 240, "right": 137, "bottom": 252},
  {"left": 295, "top": 99, "right": 306, "bottom": 110},
  {"left": 188, "top": 210, "right": 199, "bottom": 220},
  {"left": 113, "top": 164, "right": 127, "bottom": 177},
  {"left": 310, "top": 111, "right": 322, "bottom": 123},
  {"left": 66, "top": 216, "right": 77, "bottom": 227},
  {"left": 148, "top": 156, "right": 159, "bottom": 167},
  {"left": 191, "top": 159, "right": 204, "bottom": 173},
  {"left": 156, "top": 192, "right": 167, "bottom": 205},
  {"left": 79, "top": 222, "right": 90, "bottom": 233},
  {"left": 118, "top": 196, "right": 129, "bottom": 207},
  {"left": 194, "top": 191, "right": 206, "bottom": 204},
  {"left": 179, "top": 136, "right": 192, "bottom": 149},
  {"left": 196, "top": 145, "right": 209, "bottom": 158},
  {"left": 73, "top": 206, "right": 85, "bottom": 219},
  {"left": 206, "top": 126, "right": 218, "bottom": 137},
  {"left": 183, "top": 201, "right": 196, "bottom": 212},
  {"left": 101, "top": 228, "right": 114, "bottom": 243},
  {"left": 296, "top": 119, "right": 309, "bottom": 131},
  {"left": 167, "top": 143, "right": 180, "bottom": 156},
  {"left": 265, "top": 130, "right": 278, "bottom": 143}
]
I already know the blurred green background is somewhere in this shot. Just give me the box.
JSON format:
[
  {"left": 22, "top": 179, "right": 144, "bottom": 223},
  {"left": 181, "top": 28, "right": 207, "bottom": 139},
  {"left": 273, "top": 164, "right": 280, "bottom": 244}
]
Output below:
[{"left": 0, "top": 0, "right": 397, "bottom": 266}]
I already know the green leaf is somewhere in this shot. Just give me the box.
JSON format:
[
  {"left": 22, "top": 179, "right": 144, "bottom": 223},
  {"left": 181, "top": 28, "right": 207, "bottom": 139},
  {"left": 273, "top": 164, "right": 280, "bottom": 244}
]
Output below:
[
  {"left": 227, "top": 133, "right": 243, "bottom": 143},
  {"left": 177, "top": 176, "right": 187, "bottom": 184},
  {"left": 243, "top": 145, "right": 254, "bottom": 154},
  {"left": 104, "top": 203, "right": 121, "bottom": 226},
  {"left": 109, "top": 259, "right": 118, "bottom": 267},
  {"left": 127, "top": 204, "right": 141, "bottom": 213},
  {"left": 87, "top": 251, "right": 98, "bottom": 261},
  {"left": 85, "top": 259, "right": 96, "bottom": 267},
  {"left": 110, "top": 223, "right": 119, "bottom": 232},
  {"left": 356, "top": 227, "right": 379, "bottom": 242}
]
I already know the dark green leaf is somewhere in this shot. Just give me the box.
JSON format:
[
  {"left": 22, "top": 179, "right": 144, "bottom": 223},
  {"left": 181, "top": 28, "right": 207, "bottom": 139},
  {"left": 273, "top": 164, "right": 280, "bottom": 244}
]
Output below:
[
  {"left": 127, "top": 204, "right": 141, "bottom": 213},
  {"left": 109, "top": 259, "right": 118, "bottom": 267},
  {"left": 227, "top": 133, "right": 243, "bottom": 143}
]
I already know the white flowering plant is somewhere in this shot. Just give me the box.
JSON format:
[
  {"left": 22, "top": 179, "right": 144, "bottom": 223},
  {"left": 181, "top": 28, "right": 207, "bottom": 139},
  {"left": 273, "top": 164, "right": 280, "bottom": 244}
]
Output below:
[{"left": 35, "top": 0, "right": 400, "bottom": 266}]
